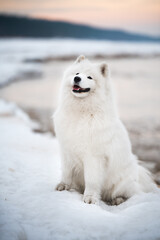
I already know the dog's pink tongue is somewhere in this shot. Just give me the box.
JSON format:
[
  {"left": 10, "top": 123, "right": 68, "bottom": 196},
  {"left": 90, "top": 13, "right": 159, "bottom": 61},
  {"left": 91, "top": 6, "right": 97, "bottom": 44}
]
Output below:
[{"left": 73, "top": 86, "right": 80, "bottom": 90}]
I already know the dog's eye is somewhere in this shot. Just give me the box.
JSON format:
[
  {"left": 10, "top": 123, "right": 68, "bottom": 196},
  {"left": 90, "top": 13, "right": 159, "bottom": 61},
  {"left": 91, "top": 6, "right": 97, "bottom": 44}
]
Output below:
[
  {"left": 87, "top": 76, "right": 92, "bottom": 80},
  {"left": 76, "top": 73, "right": 79, "bottom": 75}
]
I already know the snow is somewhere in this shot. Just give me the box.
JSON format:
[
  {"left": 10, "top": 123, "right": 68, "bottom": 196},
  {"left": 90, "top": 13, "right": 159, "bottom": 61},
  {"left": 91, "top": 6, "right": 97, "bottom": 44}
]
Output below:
[
  {"left": 0, "top": 61, "right": 42, "bottom": 88},
  {"left": 0, "top": 100, "right": 160, "bottom": 240},
  {"left": 1, "top": 39, "right": 160, "bottom": 60},
  {"left": 0, "top": 38, "right": 160, "bottom": 86},
  {"left": 0, "top": 100, "right": 38, "bottom": 128}
]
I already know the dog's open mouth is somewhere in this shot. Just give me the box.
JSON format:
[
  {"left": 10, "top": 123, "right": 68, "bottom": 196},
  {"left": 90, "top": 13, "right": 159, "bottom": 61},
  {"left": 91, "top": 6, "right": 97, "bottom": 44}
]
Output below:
[{"left": 72, "top": 85, "right": 90, "bottom": 93}]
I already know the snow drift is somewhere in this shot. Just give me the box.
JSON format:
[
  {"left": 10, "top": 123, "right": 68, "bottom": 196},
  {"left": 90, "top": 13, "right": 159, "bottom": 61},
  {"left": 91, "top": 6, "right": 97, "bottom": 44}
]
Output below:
[{"left": 0, "top": 100, "right": 160, "bottom": 240}]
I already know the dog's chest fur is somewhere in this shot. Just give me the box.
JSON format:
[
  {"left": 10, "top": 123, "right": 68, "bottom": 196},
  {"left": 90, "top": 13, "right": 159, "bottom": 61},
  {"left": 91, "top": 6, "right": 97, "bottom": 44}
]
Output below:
[{"left": 54, "top": 106, "right": 114, "bottom": 158}]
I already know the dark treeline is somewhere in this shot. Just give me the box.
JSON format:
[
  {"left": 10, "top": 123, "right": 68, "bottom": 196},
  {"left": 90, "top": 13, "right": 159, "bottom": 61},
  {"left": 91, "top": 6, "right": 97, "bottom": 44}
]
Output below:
[{"left": 0, "top": 14, "right": 160, "bottom": 42}]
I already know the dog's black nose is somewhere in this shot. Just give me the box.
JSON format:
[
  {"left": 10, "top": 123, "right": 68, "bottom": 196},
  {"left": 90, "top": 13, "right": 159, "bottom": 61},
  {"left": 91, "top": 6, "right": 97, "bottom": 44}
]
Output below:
[{"left": 74, "top": 76, "right": 81, "bottom": 83}]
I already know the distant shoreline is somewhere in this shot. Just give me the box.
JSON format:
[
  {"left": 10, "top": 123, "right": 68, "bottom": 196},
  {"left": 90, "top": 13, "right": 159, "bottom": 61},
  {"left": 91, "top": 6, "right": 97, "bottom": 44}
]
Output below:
[
  {"left": 1, "top": 14, "right": 160, "bottom": 42},
  {"left": 24, "top": 54, "right": 160, "bottom": 63}
]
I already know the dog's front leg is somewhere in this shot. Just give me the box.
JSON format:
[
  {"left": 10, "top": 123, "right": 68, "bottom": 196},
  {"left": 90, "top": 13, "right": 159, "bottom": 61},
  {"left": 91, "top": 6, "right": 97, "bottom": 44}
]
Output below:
[
  {"left": 83, "top": 155, "right": 101, "bottom": 204},
  {"left": 56, "top": 153, "right": 73, "bottom": 191}
]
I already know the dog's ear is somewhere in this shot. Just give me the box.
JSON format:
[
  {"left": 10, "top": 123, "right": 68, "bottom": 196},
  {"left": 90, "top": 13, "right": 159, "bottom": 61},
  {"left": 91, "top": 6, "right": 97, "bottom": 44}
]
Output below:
[
  {"left": 99, "top": 63, "right": 108, "bottom": 77},
  {"left": 75, "top": 55, "right": 85, "bottom": 63}
]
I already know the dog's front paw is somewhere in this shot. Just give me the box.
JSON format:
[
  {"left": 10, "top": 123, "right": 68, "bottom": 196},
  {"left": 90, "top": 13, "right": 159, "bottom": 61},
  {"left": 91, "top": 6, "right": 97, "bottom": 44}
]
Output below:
[
  {"left": 111, "top": 197, "right": 126, "bottom": 205},
  {"left": 56, "top": 182, "right": 70, "bottom": 191},
  {"left": 83, "top": 195, "right": 99, "bottom": 205}
]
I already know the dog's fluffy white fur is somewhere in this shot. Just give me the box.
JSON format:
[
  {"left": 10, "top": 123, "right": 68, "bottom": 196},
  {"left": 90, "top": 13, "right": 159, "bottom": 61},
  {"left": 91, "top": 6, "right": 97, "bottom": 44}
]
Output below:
[{"left": 54, "top": 55, "right": 156, "bottom": 205}]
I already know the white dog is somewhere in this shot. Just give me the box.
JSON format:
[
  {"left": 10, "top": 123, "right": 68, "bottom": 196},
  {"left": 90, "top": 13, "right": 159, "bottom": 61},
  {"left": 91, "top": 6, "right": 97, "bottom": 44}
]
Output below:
[{"left": 54, "top": 55, "right": 156, "bottom": 205}]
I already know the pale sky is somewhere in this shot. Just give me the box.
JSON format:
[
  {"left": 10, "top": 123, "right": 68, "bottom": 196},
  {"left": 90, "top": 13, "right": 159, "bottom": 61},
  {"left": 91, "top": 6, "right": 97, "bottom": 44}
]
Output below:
[{"left": 0, "top": 0, "right": 160, "bottom": 36}]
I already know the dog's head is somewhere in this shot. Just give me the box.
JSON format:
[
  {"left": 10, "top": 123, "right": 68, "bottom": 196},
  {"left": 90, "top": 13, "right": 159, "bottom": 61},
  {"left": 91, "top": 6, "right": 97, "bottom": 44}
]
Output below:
[{"left": 63, "top": 55, "right": 109, "bottom": 98}]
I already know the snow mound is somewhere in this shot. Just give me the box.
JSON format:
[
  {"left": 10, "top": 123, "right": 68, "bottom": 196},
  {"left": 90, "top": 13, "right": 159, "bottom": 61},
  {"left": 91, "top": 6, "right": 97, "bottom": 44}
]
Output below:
[
  {"left": 0, "top": 100, "right": 160, "bottom": 240},
  {"left": 0, "top": 99, "right": 38, "bottom": 129}
]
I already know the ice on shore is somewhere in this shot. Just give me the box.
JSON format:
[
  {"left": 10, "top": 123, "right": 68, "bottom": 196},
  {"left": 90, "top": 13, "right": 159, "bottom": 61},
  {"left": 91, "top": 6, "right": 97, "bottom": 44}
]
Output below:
[
  {"left": 0, "top": 99, "right": 160, "bottom": 240},
  {"left": 0, "top": 61, "right": 42, "bottom": 88},
  {"left": 0, "top": 38, "right": 160, "bottom": 87},
  {"left": 1, "top": 39, "right": 160, "bottom": 60}
]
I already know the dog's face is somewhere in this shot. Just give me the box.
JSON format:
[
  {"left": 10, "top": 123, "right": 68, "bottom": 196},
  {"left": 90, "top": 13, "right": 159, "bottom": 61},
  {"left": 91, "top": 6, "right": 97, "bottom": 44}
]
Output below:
[{"left": 64, "top": 55, "right": 108, "bottom": 98}]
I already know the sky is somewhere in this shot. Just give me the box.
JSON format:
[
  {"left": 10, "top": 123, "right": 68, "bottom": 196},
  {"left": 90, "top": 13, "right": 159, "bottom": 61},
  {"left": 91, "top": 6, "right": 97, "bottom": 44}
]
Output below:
[{"left": 0, "top": 0, "right": 160, "bottom": 36}]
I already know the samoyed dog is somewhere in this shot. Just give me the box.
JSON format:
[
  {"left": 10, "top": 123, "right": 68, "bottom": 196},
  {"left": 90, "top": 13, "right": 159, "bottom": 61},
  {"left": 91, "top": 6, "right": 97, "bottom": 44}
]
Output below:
[{"left": 54, "top": 55, "right": 156, "bottom": 205}]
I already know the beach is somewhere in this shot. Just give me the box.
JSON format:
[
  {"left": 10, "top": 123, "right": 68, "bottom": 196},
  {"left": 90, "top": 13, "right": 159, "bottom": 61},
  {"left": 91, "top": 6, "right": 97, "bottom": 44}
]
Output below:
[{"left": 1, "top": 52, "right": 160, "bottom": 174}]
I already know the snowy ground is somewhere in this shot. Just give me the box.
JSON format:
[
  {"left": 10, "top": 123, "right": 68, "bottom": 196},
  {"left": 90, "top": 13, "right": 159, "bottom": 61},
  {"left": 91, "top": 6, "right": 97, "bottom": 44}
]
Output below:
[{"left": 0, "top": 100, "right": 160, "bottom": 240}]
